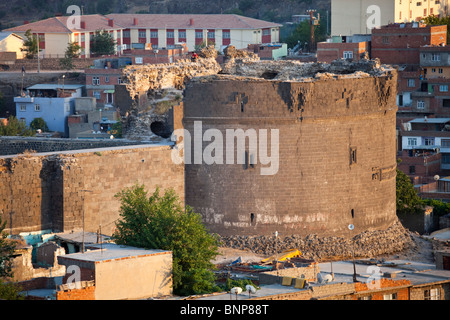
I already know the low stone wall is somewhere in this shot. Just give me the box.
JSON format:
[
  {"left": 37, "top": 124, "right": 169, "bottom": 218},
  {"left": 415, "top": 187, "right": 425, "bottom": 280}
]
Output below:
[
  {"left": 0, "top": 136, "right": 147, "bottom": 156},
  {"left": 8, "top": 58, "right": 96, "bottom": 72},
  {"left": 219, "top": 220, "right": 414, "bottom": 261}
]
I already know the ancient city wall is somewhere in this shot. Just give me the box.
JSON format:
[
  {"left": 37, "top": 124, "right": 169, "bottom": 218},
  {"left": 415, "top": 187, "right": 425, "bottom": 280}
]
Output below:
[
  {"left": 0, "top": 136, "right": 147, "bottom": 156},
  {"left": 183, "top": 64, "right": 398, "bottom": 237},
  {"left": 0, "top": 144, "right": 184, "bottom": 235}
]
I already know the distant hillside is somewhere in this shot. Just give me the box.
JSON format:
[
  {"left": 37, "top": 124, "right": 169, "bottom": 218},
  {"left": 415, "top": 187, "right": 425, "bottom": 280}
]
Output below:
[{"left": 0, "top": 0, "right": 331, "bottom": 29}]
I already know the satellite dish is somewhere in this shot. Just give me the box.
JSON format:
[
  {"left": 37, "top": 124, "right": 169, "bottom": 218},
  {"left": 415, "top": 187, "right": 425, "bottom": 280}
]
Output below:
[
  {"left": 245, "top": 285, "right": 257, "bottom": 294},
  {"left": 230, "top": 287, "right": 242, "bottom": 294},
  {"left": 317, "top": 273, "right": 332, "bottom": 284},
  {"left": 434, "top": 175, "right": 440, "bottom": 181},
  {"left": 323, "top": 274, "right": 333, "bottom": 283},
  {"left": 317, "top": 273, "right": 324, "bottom": 284},
  {"left": 348, "top": 224, "right": 354, "bottom": 231}
]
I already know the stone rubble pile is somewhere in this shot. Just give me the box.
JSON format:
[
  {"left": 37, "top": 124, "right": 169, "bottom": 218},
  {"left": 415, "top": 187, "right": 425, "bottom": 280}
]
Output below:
[{"left": 219, "top": 221, "right": 415, "bottom": 261}]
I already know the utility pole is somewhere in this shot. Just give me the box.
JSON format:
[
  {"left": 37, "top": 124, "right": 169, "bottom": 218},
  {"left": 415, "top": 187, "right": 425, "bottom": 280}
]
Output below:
[
  {"left": 36, "top": 33, "right": 40, "bottom": 73},
  {"left": 307, "top": 9, "right": 319, "bottom": 52},
  {"left": 80, "top": 189, "right": 93, "bottom": 253}
]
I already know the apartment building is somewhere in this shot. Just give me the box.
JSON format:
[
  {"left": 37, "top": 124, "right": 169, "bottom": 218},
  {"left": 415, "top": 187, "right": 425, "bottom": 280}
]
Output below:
[
  {"left": 2, "top": 13, "right": 281, "bottom": 58},
  {"left": 14, "top": 84, "right": 84, "bottom": 136},
  {"left": 3, "top": 14, "right": 124, "bottom": 58},
  {"left": 331, "top": 0, "right": 449, "bottom": 37},
  {"left": 106, "top": 13, "right": 282, "bottom": 52}
]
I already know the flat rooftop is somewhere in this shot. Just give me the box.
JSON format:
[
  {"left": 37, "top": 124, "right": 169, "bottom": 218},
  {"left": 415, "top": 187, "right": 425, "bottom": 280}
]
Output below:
[{"left": 58, "top": 243, "right": 171, "bottom": 264}]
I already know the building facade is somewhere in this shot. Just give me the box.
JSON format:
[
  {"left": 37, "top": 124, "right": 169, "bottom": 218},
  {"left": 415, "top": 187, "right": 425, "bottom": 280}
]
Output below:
[
  {"left": 106, "top": 14, "right": 282, "bottom": 52},
  {"left": 3, "top": 14, "right": 282, "bottom": 57},
  {"left": 3, "top": 14, "right": 124, "bottom": 58},
  {"left": 331, "top": 0, "right": 449, "bottom": 37},
  {"left": 0, "top": 32, "right": 25, "bottom": 59},
  {"left": 14, "top": 84, "right": 83, "bottom": 136}
]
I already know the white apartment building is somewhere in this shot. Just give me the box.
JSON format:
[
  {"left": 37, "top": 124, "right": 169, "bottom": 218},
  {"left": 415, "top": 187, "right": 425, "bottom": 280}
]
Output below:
[
  {"left": 331, "top": 0, "right": 449, "bottom": 36},
  {"left": 3, "top": 13, "right": 282, "bottom": 58}
]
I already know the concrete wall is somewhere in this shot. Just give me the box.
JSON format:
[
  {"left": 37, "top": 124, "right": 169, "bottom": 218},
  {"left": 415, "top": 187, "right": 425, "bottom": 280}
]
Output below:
[
  {"left": 0, "top": 143, "right": 184, "bottom": 236},
  {"left": 183, "top": 73, "right": 398, "bottom": 237},
  {"left": 94, "top": 251, "right": 172, "bottom": 300}
]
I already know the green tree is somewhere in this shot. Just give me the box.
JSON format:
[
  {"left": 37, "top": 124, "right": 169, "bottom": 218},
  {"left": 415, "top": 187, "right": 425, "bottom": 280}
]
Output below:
[
  {"left": 90, "top": 30, "right": 117, "bottom": 57},
  {"left": 282, "top": 19, "right": 328, "bottom": 50},
  {"left": 0, "top": 116, "right": 34, "bottom": 137},
  {"left": 0, "top": 216, "right": 16, "bottom": 279},
  {"left": 30, "top": 117, "right": 49, "bottom": 132},
  {"left": 396, "top": 168, "right": 423, "bottom": 214},
  {"left": 0, "top": 279, "right": 24, "bottom": 300},
  {"left": 21, "top": 29, "right": 40, "bottom": 59},
  {"left": 60, "top": 42, "right": 81, "bottom": 70},
  {"left": 113, "top": 185, "right": 220, "bottom": 296}
]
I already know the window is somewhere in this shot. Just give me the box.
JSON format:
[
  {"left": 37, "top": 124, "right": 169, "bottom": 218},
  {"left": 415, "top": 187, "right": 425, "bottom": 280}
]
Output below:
[
  {"left": 432, "top": 68, "right": 436, "bottom": 73},
  {"left": 424, "top": 288, "right": 440, "bottom": 300},
  {"left": 343, "top": 51, "right": 353, "bottom": 59},
  {"left": 423, "top": 137, "right": 435, "bottom": 146},
  {"left": 123, "top": 30, "right": 130, "bottom": 38},
  {"left": 408, "top": 79, "right": 415, "bottom": 87},
  {"left": 382, "top": 36, "right": 389, "bottom": 44},
  {"left": 118, "top": 77, "right": 123, "bottom": 84},
  {"left": 92, "top": 76, "right": 99, "bottom": 85},
  {"left": 34, "top": 104, "right": 40, "bottom": 112},
  {"left": 223, "top": 31, "right": 230, "bottom": 39},
  {"left": 195, "top": 31, "right": 203, "bottom": 39},
  {"left": 442, "top": 139, "right": 450, "bottom": 147},
  {"left": 440, "top": 85, "right": 448, "bottom": 92},
  {"left": 262, "top": 29, "right": 270, "bottom": 35},
  {"left": 167, "top": 31, "right": 174, "bottom": 38},
  {"left": 350, "top": 147, "right": 357, "bottom": 165},
  {"left": 442, "top": 154, "right": 450, "bottom": 164},
  {"left": 150, "top": 30, "right": 158, "bottom": 38},
  {"left": 93, "top": 91, "right": 101, "bottom": 100},
  {"left": 432, "top": 53, "right": 441, "bottom": 61},
  {"left": 383, "top": 293, "right": 397, "bottom": 300},
  {"left": 439, "top": 68, "right": 443, "bottom": 74},
  {"left": 104, "top": 76, "right": 109, "bottom": 83},
  {"left": 178, "top": 30, "right": 186, "bottom": 39},
  {"left": 138, "top": 30, "right": 146, "bottom": 38},
  {"left": 409, "top": 166, "right": 416, "bottom": 174},
  {"left": 408, "top": 138, "right": 418, "bottom": 146},
  {"left": 81, "top": 34, "right": 85, "bottom": 42},
  {"left": 135, "top": 57, "right": 143, "bottom": 64},
  {"left": 207, "top": 30, "right": 215, "bottom": 39},
  {"left": 417, "top": 100, "right": 425, "bottom": 109},
  {"left": 19, "top": 105, "right": 26, "bottom": 112}
]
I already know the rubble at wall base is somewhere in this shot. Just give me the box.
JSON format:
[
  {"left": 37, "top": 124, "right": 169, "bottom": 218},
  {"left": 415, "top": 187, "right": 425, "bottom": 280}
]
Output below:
[{"left": 219, "top": 221, "right": 415, "bottom": 261}]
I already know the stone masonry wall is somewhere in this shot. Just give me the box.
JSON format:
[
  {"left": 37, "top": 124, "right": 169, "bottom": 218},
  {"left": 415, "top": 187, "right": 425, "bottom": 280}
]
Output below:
[
  {"left": 184, "top": 69, "right": 398, "bottom": 238},
  {"left": 0, "top": 144, "right": 184, "bottom": 235},
  {"left": 0, "top": 137, "right": 146, "bottom": 156}
]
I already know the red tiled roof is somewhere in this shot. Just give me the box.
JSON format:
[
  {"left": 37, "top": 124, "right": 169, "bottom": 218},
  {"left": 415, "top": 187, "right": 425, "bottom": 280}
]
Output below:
[
  {"left": 106, "top": 13, "right": 282, "bottom": 30},
  {"left": 3, "top": 14, "right": 123, "bottom": 33}
]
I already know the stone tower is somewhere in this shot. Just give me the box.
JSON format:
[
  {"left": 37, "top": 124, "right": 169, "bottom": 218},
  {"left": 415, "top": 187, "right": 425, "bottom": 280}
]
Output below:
[{"left": 182, "top": 59, "right": 398, "bottom": 237}]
